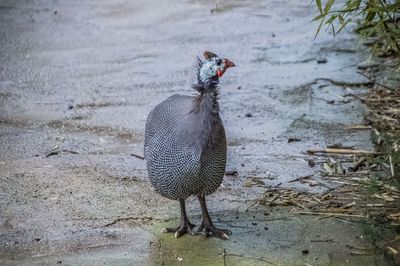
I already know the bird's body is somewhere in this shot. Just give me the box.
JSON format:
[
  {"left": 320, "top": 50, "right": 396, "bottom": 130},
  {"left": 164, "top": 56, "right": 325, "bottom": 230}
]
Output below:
[
  {"left": 144, "top": 51, "right": 235, "bottom": 239},
  {"left": 145, "top": 93, "right": 226, "bottom": 200}
]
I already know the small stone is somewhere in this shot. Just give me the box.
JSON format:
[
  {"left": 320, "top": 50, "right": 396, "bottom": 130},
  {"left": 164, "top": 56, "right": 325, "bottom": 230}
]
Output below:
[
  {"left": 308, "top": 160, "right": 316, "bottom": 167},
  {"left": 272, "top": 33, "right": 276, "bottom": 37},
  {"left": 67, "top": 104, "right": 74, "bottom": 110},
  {"left": 57, "top": 261, "right": 62, "bottom": 264},
  {"left": 237, "top": 86, "right": 242, "bottom": 90},
  {"left": 302, "top": 249, "right": 309, "bottom": 255},
  {"left": 245, "top": 113, "right": 253, "bottom": 118},
  {"left": 288, "top": 137, "right": 301, "bottom": 143},
  {"left": 317, "top": 57, "right": 327, "bottom": 64},
  {"left": 251, "top": 222, "right": 257, "bottom": 225},
  {"left": 54, "top": 10, "right": 58, "bottom": 15},
  {"left": 225, "top": 170, "right": 238, "bottom": 176},
  {"left": 264, "top": 226, "right": 269, "bottom": 230},
  {"left": 34, "top": 238, "right": 41, "bottom": 242}
]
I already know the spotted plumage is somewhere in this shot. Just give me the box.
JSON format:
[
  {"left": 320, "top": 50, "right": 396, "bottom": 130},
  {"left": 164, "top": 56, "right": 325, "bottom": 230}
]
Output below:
[{"left": 144, "top": 51, "right": 235, "bottom": 239}]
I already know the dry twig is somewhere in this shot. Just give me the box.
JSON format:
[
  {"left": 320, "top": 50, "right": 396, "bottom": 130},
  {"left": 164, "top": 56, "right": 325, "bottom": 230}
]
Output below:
[{"left": 307, "top": 148, "right": 382, "bottom": 155}]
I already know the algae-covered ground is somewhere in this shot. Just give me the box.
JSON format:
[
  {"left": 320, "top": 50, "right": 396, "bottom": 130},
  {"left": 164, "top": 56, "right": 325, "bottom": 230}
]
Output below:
[{"left": 0, "top": 0, "right": 394, "bottom": 265}]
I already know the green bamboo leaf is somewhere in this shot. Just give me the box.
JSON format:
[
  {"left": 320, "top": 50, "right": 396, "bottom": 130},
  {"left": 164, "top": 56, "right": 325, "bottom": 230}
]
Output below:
[
  {"left": 316, "top": 0, "right": 323, "bottom": 14},
  {"left": 315, "top": 17, "right": 325, "bottom": 39},
  {"left": 338, "top": 15, "right": 344, "bottom": 25},
  {"left": 365, "top": 11, "right": 376, "bottom": 22},
  {"left": 347, "top": 0, "right": 361, "bottom": 10},
  {"left": 325, "top": 14, "right": 337, "bottom": 25},
  {"left": 312, "top": 13, "right": 326, "bottom": 21},
  {"left": 380, "top": 2, "right": 400, "bottom": 12},
  {"left": 324, "top": 0, "right": 335, "bottom": 13},
  {"left": 367, "top": 3, "right": 400, "bottom": 13},
  {"left": 337, "top": 19, "right": 351, "bottom": 34}
]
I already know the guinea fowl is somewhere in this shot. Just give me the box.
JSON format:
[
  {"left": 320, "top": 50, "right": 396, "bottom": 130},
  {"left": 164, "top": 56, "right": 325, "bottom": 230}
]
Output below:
[{"left": 144, "top": 51, "right": 235, "bottom": 239}]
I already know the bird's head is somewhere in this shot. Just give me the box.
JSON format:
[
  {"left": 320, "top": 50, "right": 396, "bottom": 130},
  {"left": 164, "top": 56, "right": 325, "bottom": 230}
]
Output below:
[{"left": 197, "top": 51, "right": 235, "bottom": 87}]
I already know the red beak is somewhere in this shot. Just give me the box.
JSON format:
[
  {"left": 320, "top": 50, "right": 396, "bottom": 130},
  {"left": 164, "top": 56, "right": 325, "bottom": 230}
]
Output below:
[{"left": 217, "top": 58, "right": 236, "bottom": 77}]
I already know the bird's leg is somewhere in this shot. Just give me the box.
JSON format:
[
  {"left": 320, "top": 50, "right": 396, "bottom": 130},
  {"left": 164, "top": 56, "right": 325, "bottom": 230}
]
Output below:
[
  {"left": 162, "top": 199, "right": 195, "bottom": 238},
  {"left": 197, "top": 195, "right": 231, "bottom": 240}
]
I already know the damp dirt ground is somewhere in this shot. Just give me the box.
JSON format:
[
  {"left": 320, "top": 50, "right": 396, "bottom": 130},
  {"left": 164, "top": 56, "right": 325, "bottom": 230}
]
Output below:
[{"left": 0, "top": 0, "right": 391, "bottom": 265}]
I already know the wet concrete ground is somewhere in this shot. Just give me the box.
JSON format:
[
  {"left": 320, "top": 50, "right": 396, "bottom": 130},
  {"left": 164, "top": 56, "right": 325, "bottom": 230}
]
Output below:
[{"left": 0, "top": 0, "right": 389, "bottom": 265}]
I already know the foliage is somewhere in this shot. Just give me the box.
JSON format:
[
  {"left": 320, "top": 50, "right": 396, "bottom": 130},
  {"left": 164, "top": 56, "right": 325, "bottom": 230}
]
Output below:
[
  {"left": 314, "top": 0, "right": 400, "bottom": 180},
  {"left": 313, "top": 0, "right": 400, "bottom": 58}
]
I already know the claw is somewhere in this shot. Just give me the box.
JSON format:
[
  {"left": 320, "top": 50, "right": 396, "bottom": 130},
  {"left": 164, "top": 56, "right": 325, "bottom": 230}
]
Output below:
[
  {"left": 198, "top": 222, "right": 231, "bottom": 240},
  {"left": 162, "top": 221, "right": 196, "bottom": 238},
  {"left": 221, "top": 233, "right": 229, "bottom": 240}
]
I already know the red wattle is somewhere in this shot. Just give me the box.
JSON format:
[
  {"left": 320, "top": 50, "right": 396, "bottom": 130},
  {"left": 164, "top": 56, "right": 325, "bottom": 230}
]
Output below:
[{"left": 217, "top": 69, "right": 225, "bottom": 77}]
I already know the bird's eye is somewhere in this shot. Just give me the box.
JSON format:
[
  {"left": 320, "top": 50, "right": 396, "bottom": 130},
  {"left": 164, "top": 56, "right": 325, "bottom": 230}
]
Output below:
[{"left": 216, "top": 59, "right": 222, "bottom": 66}]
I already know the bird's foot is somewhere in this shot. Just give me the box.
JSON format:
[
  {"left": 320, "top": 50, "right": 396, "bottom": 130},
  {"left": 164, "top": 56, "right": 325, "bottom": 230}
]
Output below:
[
  {"left": 197, "top": 221, "right": 231, "bottom": 240},
  {"left": 161, "top": 221, "right": 196, "bottom": 238}
]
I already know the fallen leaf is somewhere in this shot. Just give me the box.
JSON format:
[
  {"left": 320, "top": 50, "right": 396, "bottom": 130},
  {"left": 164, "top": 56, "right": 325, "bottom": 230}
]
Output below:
[
  {"left": 373, "top": 193, "right": 394, "bottom": 202},
  {"left": 386, "top": 246, "right": 398, "bottom": 255},
  {"left": 383, "top": 184, "right": 399, "bottom": 193},
  {"left": 244, "top": 177, "right": 266, "bottom": 187},
  {"left": 343, "top": 201, "right": 356, "bottom": 209},
  {"left": 324, "top": 163, "right": 334, "bottom": 175}
]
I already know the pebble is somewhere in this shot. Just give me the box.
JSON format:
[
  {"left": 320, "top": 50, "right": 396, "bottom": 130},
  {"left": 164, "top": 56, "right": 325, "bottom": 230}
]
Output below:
[
  {"left": 317, "top": 57, "right": 327, "bottom": 64},
  {"left": 302, "top": 249, "right": 309, "bottom": 255}
]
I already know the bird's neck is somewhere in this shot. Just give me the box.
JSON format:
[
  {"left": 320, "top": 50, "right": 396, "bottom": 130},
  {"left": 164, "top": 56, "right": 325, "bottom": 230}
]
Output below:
[
  {"left": 189, "top": 87, "right": 220, "bottom": 151},
  {"left": 191, "top": 87, "right": 220, "bottom": 115}
]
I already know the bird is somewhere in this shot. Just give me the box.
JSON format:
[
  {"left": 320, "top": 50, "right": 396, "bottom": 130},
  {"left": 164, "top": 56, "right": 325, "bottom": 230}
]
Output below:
[{"left": 144, "top": 51, "right": 235, "bottom": 239}]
